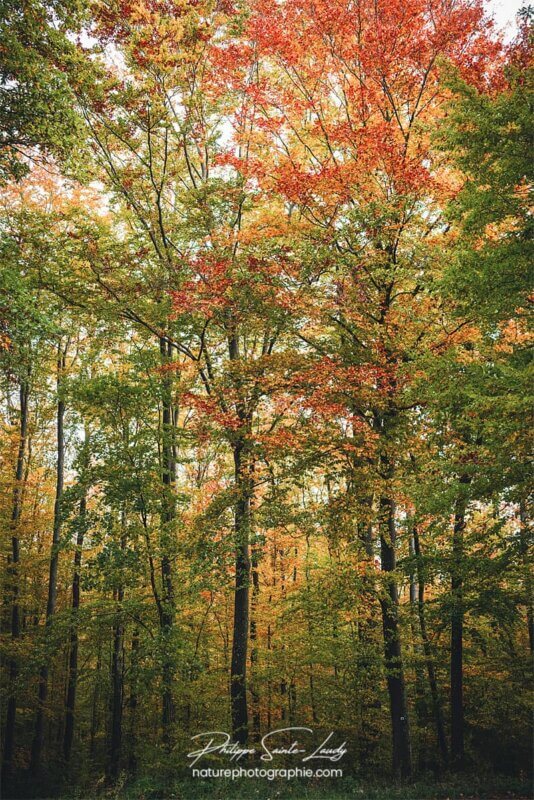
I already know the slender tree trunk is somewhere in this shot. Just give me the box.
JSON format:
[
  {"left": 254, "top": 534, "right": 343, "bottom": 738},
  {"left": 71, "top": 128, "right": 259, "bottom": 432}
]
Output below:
[
  {"left": 227, "top": 329, "right": 253, "bottom": 745},
  {"left": 450, "top": 475, "right": 470, "bottom": 770},
  {"left": 108, "top": 509, "right": 126, "bottom": 780},
  {"left": 412, "top": 527, "right": 448, "bottom": 763},
  {"left": 30, "top": 347, "right": 66, "bottom": 775},
  {"left": 267, "top": 551, "right": 274, "bottom": 731},
  {"left": 230, "top": 435, "right": 251, "bottom": 744},
  {"left": 89, "top": 644, "right": 102, "bottom": 762},
  {"left": 408, "top": 533, "right": 426, "bottom": 765},
  {"left": 63, "top": 492, "right": 87, "bottom": 764},
  {"left": 249, "top": 556, "right": 261, "bottom": 744},
  {"left": 519, "top": 500, "right": 533, "bottom": 654},
  {"left": 379, "top": 490, "right": 412, "bottom": 779},
  {"left": 108, "top": 585, "right": 124, "bottom": 780},
  {"left": 279, "top": 546, "right": 288, "bottom": 721},
  {"left": 128, "top": 629, "right": 140, "bottom": 774},
  {"left": 304, "top": 532, "right": 319, "bottom": 724},
  {"left": 1, "top": 379, "right": 29, "bottom": 787},
  {"left": 159, "top": 336, "right": 176, "bottom": 739}
]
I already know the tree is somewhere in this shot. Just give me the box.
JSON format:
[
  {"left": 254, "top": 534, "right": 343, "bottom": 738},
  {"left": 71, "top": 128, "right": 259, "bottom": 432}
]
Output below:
[
  {"left": 0, "top": 0, "right": 86, "bottom": 181},
  {"left": 0, "top": 181, "right": 69, "bottom": 785},
  {"left": 244, "top": 0, "right": 499, "bottom": 776},
  {"left": 435, "top": 12, "right": 533, "bottom": 765}
]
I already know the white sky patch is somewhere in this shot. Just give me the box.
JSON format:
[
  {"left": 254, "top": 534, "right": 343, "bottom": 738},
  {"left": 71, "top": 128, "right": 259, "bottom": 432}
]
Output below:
[{"left": 486, "top": 0, "right": 525, "bottom": 40}]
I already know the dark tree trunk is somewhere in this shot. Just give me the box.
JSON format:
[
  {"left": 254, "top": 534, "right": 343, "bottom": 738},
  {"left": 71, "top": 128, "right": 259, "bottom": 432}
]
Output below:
[
  {"left": 30, "top": 347, "right": 66, "bottom": 775},
  {"left": 519, "top": 499, "right": 533, "bottom": 654},
  {"left": 63, "top": 493, "right": 87, "bottom": 764},
  {"left": 227, "top": 330, "right": 253, "bottom": 745},
  {"left": 450, "top": 475, "right": 470, "bottom": 770},
  {"left": 1, "top": 379, "right": 29, "bottom": 787},
  {"left": 279, "top": 546, "right": 288, "bottom": 722},
  {"left": 159, "top": 336, "right": 176, "bottom": 739},
  {"left": 249, "top": 554, "right": 261, "bottom": 744},
  {"left": 108, "top": 586, "right": 124, "bottom": 780},
  {"left": 230, "top": 436, "right": 251, "bottom": 744},
  {"left": 379, "top": 491, "right": 412, "bottom": 779},
  {"left": 89, "top": 645, "right": 102, "bottom": 762},
  {"left": 128, "top": 629, "right": 140, "bottom": 774},
  {"left": 304, "top": 533, "right": 319, "bottom": 724},
  {"left": 412, "top": 527, "right": 448, "bottom": 763},
  {"left": 108, "top": 508, "right": 126, "bottom": 780},
  {"left": 408, "top": 533, "right": 427, "bottom": 762}
]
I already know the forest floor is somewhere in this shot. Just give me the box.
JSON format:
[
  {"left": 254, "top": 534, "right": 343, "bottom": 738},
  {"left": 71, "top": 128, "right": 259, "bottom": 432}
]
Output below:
[
  {"left": 49, "top": 774, "right": 531, "bottom": 800},
  {"left": 6, "top": 773, "right": 532, "bottom": 800}
]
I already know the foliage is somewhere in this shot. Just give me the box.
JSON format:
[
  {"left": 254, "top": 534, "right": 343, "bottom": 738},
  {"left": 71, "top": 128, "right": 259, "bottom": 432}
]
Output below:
[{"left": 0, "top": 2, "right": 531, "bottom": 799}]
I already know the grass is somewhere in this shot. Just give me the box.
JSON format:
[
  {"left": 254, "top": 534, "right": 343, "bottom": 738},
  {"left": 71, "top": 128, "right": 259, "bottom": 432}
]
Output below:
[{"left": 62, "top": 773, "right": 531, "bottom": 800}]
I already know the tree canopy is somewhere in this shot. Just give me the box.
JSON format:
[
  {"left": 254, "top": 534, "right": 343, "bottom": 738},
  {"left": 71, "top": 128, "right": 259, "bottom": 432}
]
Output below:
[{"left": 0, "top": 2, "right": 532, "bottom": 798}]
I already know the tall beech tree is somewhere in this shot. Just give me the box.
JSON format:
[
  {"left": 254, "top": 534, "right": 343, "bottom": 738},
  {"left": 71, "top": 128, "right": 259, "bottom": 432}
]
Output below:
[
  {"left": 30, "top": 339, "right": 68, "bottom": 775},
  {"left": 63, "top": 437, "right": 90, "bottom": 765},
  {"left": 243, "top": 0, "right": 500, "bottom": 775},
  {"left": 69, "top": 0, "right": 301, "bottom": 742},
  {"left": 436, "top": 13, "right": 533, "bottom": 766},
  {"left": 0, "top": 360, "right": 29, "bottom": 786},
  {"left": 0, "top": 184, "right": 77, "bottom": 783}
]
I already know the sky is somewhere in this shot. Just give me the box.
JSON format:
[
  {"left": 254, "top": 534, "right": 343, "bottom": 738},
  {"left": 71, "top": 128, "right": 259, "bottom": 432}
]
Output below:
[{"left": 488, "top": 0, "right": 525, "bottom": 38}]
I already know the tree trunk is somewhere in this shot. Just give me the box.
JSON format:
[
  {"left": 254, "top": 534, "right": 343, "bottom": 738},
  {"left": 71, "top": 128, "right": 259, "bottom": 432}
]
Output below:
[
  {"left": 30, "top": 347, "right": 66, "bottom": 775},
  {"left": 379, "top": 491, "right": 412, "bottom": 779},
  {"left": 1, "top": 379, "right": 29, "bottom": 787},
  {"left": 450, "top": 474, "right": 470, "bottom": 770},
  {"left": 63, "top": 492, "right": 87, "bottom": 764},
  {"left": 128, "top": 629, "right": 140, "bottom": 774},
  {"left": 227, "top": 329, "right": 253, "bottom": 745},
  {"left": 412, "top": 527, "right": 448, "bottom": 764},
  {"left": 519, "top": 499, "right": 533, "bottom": 654},
  {"left": 249, "top": 554, "right": 261, "bottom": 744},
  {"left": 304, "top": 532, "right": 319, "bottom": 724},
  {"left": 230, "top": 436, "right": 251, "bottom": 744},
  {"left": 107, "top": 508, "right": 126, "bottom": 780},
  {"left": 408, "top": 533, "right": 426, "bottom": 764},
  {"left": 89, "top": 644, "right": 102, "bottom": 762},
  {"left": 159, "top": 336, "right": 176, "bottom": 739},
  {"left": 108, "top": 585, "right": 124, "bottom": 780}
]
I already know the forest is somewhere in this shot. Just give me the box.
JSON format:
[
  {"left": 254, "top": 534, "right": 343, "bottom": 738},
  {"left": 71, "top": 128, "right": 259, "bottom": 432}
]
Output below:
[{"left": 0, "top": 1, "right": 532, "bottom": 798}]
